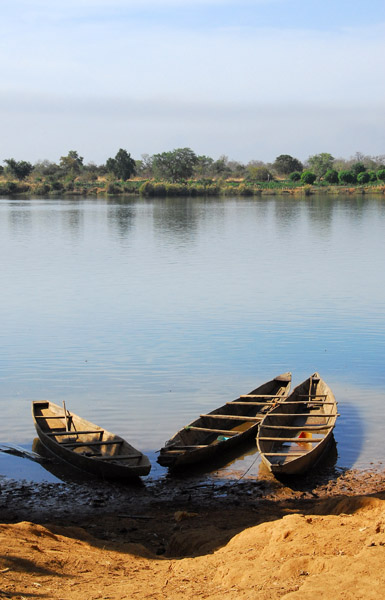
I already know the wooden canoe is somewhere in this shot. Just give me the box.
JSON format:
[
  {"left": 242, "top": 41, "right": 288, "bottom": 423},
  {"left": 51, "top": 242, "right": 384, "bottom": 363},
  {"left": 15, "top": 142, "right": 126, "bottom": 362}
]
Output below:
[
  {"left": 256, "top": 372, "right": 338, "bottom": 476},
  {"left": 32, "top": 401, "right": 151, "bottom": 480},
  {"left": 157, "top": 372, "right": 291, "bottom": 468}
]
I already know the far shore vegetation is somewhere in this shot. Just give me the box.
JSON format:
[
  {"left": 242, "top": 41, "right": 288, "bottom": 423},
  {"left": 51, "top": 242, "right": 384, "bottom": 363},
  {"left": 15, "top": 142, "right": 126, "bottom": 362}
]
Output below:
[{"left": 1, "top": 149, "right": 385, "bottom": 198}]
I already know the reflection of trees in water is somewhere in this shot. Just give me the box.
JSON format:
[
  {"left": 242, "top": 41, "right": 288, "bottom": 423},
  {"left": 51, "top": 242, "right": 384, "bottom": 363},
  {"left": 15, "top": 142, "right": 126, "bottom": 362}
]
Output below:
[
  {"left": 304, "top": 195, "right": 335, "bottom": 231},
  {"left": 273, "top": 195, "right": 336, "bottom": 232},
  {"left": 7, "top": 200, "right": 87, "bottom": 238},
  {"left": 273, "top": 198, "right": 302, "bottom": 230},
  {"left": 107, "top": 201, "right": 135, "bottom": 238},
  {"left": 7, "top": 203, "right": 33, "bottom": 233},
  {"left": 152, "top": 199, "right": 200, "bottom": 242},
  {"left": 273, "top": 193, "right": 383, "bottom": 237},
  {"left": 61, "top": 208, "right": 83, "bottom": 235},
  {"left": 335, "top": 194, "right": 383, "bottom": 221},
  {"left": 303, "top": 194, "right": 385, "bottom": 231},
  {"left": 151, "top": 197, "right": 276, "bottom": 245}
]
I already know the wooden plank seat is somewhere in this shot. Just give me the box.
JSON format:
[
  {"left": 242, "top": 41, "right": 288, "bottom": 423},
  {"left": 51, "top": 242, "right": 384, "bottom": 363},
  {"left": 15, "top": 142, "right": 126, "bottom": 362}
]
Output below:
[
  {"left": 161, "top": 449, "right": 190, "bottom": 454},
  {"left": 263, "top": 452, "right": 307, "bottom": 457},
  {"left": 60, "top": 440, "right": 123, "bottom": 447},
  {"left": 166, "top": 445, "right": 209, "bottom": 449},
  {"left": 261, "top": 424, "right": 333, "bottom": 430},
  {"left": 35, "top": 415, "right": 68, "bottom": 419},
  {"left": 185, "top": 426, "right": 238, "bottom": 435},
  {"left": 240, "top": 394, "right": 286, "bottom": 398},
  {"left": 227, "top": 401, "right": 276, "bottom": 406},
  {"left": 91, "top": 454, "right": 142, "bottom": 461},
  {"left": 273, "top": 401, "right": 336, "bottom": 405},
  {"left": 262, "top": 412, "right": 337, "bottom": 417},
  {"left": 47, "top": 430, "right": 104, "bottom": 437},
  {"left": 200, "top": 414, "right": 262, "bottom": 421},
  {"left": 258, "top": 437, "right": 325, "bottom": 443}
]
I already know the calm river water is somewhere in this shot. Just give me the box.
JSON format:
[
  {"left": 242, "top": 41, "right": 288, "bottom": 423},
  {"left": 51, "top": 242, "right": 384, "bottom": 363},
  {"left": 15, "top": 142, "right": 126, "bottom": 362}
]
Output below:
[{"left": 1, "top": 194, "right": 385, "bottom": 483}]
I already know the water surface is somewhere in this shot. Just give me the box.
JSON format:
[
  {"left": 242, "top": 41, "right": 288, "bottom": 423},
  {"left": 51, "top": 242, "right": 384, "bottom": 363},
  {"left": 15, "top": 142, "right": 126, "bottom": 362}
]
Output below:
[{"left": 1, "top": 194, "right": 384, "bottom": 482}]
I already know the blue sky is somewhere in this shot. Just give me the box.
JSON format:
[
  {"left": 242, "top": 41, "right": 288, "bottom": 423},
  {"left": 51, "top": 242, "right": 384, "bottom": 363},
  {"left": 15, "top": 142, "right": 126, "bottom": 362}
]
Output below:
[{"left": 1, "top": 0, "right": 384, "bottom": 165}]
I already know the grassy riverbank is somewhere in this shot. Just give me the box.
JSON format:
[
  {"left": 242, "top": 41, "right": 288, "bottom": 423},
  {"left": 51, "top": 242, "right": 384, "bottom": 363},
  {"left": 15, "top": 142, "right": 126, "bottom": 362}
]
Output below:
[{"left": 1, "top": 175, "right": 384, "bottom": 198}]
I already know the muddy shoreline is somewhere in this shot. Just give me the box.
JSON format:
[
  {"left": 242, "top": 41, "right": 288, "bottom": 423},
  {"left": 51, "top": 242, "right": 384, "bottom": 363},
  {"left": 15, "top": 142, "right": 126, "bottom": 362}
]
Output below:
[
  {"left": 2, "top": 465, "right": 385, "bottom": 600},
  {"left": 2, "top": 464, "right": 385, "bottom": 557}
]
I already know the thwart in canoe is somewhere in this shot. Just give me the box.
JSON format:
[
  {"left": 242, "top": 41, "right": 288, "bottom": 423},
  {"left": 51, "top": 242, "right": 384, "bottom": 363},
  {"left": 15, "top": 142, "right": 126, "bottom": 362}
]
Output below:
[
  {"left": 256, "top": 372, "right": 338, "bottom": 476},
  {"left": 32, "top": 400, "right": 151, "bottom": 480},
  {"left": 157, "top": 372, "right": 291, "bottom": 468}
]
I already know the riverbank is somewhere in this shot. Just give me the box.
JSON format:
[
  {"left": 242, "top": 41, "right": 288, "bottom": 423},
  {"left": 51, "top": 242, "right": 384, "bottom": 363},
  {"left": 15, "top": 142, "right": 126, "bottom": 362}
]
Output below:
[
  {"left": 1, "top": 466, "right": 385, "bottom": 599},
  {"left": 1, "top": 176, "right": 384, "bottom": 198}
]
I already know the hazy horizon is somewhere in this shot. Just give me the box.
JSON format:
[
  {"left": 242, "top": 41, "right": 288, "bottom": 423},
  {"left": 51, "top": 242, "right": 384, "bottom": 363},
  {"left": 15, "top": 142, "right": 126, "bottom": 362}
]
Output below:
[{"left": 1, "top": 0, "right": 384, "bottom": 165}]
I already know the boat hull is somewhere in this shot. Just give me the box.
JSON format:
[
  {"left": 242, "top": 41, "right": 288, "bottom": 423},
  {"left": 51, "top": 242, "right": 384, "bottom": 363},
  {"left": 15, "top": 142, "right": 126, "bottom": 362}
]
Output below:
[
  {"left": 158, "top": 373, "right": 291, "bottom": 469},
  {"left": 32, "top": 401, "right": 151, "bottom": 480},
  {"left": 257, "top": 373, "right": 338, "bottom": 476}
]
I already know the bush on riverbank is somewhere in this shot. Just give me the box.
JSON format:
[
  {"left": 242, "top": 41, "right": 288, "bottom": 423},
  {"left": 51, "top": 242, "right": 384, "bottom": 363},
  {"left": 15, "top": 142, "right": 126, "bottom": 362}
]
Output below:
[
  {"left": 2, "top": 147, "right": 385, "bottom": 198},
  {"left": 3, "top": 147, "right": 385, "bottom": 197},
  {"left": 1, "top": 173, "right": 385, "bottom": 198}
]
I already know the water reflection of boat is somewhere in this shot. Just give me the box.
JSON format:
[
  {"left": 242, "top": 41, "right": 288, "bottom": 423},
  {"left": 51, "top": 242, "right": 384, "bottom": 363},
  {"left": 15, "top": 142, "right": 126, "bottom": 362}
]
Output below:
[
  {"left": 32, "top": 401, "right": 151, "bottom": 480},
  {"left": 158, "top": 373, "right": 291, "bottom": 469},
  {"left": 165, "top": 438, "right": 261, "bottom": 481},
  {"left": 0, "top": 443, "right": 42, "bottom": 461},
  {"left": 32, "top": 438, "right": 98, "bottom": 484},
  {"left": 257, "top": 373, "right": 338, "bottom": 476}
]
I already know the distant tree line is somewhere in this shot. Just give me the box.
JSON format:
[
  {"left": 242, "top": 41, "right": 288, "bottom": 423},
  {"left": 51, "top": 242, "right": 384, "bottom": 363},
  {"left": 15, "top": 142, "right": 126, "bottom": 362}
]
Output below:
[{"left": 1, "top": 149, "right": 385, "bottom": 191}]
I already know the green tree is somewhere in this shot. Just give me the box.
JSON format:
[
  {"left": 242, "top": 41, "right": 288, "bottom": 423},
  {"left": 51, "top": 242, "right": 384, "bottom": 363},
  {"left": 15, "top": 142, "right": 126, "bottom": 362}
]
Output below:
[
  {"left": 273, "top": 154, "right": 303, "bottom": 175},
  {"left": 324, "top": 169, "right": 339, "bottom": 184},
  {"left": 211, "top": 155, "right": 232, "bottom": 176},
  {"left": 357, "top": 171, "right": 370, "bottom": 184},
  {"left": 59, "top": 150, "right": 84, "bottom": 175},
  {"left": 4, "top": 158, "right": 33, "bottom": 180},
  {"left": 152, "top": 148, "right": 198, "bottom": 182},
  {"left": 33, "top": 160, "right": 60, "bottom": 178},
  {"left": 300, "top": 170, "right": 317, "bottom": 184},
  {"left": 377, "top": 169, "right": 385, "bottom": 182},
  {"left": 338, "top": 170, "right": 356, "bottom": 184},
  {"left": 136, "top": 153, "right": 154, "bottom": 178},
  {"left": 289, "top": 171, "right": 301, "bottom": 181},
  {"left": 247, "top": 165, "right": 272, "bottom": 181},
  {"left": 106, "top": 149, "right": 136, "bottom": 181},
  {"left": 307, "top": 153, "right": 335, "bottom": 178},
  {"left": 193, "top": 155, "right": 214, "bottom": 178},
  {"left": 226, "top": 160, "right": 246, "bottom": 178},
  {"left": 350, "top": 162, "right": 366, "bottom": 176},
  {"left": 84, "top": 161, "right": 106, "bottom": 178}
]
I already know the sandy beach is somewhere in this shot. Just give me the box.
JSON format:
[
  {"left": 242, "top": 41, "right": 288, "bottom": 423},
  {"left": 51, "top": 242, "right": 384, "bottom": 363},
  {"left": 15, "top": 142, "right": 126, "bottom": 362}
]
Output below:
[{"left": 1, "top": 464, "right": 385, "bottom": 599}]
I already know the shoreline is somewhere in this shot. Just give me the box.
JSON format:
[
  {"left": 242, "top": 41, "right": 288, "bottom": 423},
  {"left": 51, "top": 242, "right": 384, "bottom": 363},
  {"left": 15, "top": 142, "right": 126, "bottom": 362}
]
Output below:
[
  {"left": 1, "top": 464, "right": 384, "bottom": 554},
  {"left": 0, "top": 181, "right": 384, "bottom": 199},
  {"left": 2, "top": 465, "right": 385, "bottom": 599}
]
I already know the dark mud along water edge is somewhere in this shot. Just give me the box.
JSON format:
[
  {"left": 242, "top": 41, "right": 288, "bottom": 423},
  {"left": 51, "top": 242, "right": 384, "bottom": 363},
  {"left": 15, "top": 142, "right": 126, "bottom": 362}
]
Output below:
[{"left": 1, "top": 454, "right": 385, "bottom": 556}]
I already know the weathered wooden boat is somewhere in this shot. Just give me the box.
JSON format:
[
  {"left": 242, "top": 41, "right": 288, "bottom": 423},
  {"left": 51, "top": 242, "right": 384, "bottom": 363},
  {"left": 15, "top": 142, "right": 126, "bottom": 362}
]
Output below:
[
  {"left": 157, "top": 373, "right": 291, "bottom": 468},
  {"left": 256, "top": 372, "right": 338, "bottom": 476},
  {"left": 32, "top": 401, "right": 151, "bottom": 480}
]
